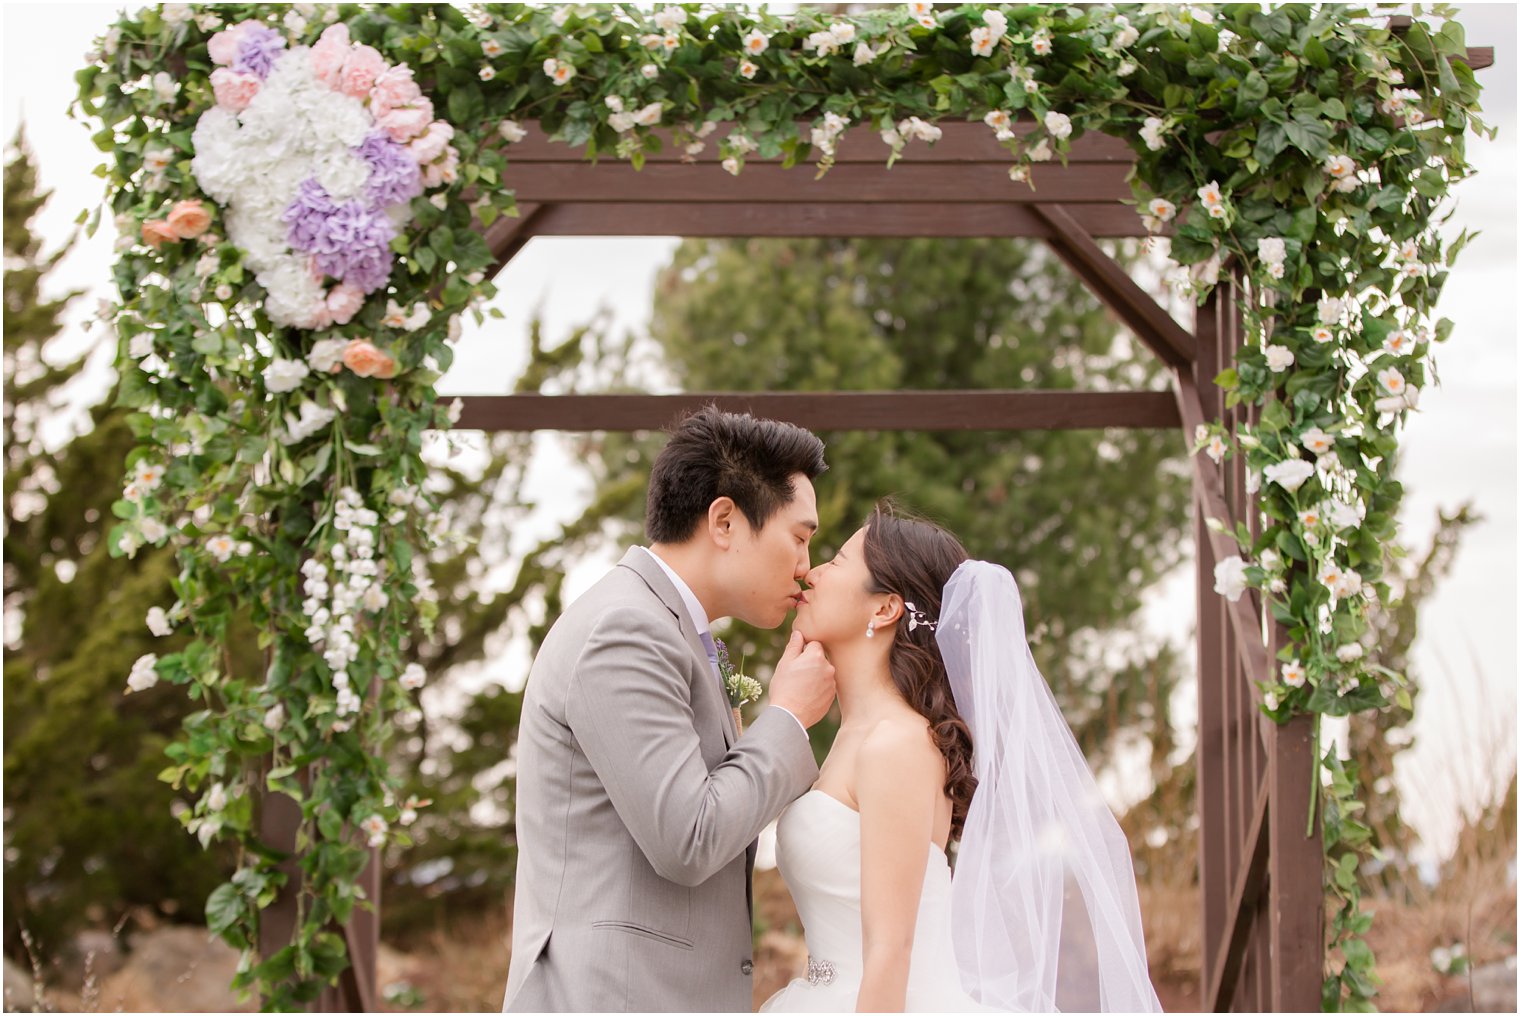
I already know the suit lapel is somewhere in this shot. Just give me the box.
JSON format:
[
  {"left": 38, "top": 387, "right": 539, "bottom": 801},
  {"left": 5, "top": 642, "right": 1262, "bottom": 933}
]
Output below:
[{"left": 617, "top": 548, "right": 737, "bottom": 749}]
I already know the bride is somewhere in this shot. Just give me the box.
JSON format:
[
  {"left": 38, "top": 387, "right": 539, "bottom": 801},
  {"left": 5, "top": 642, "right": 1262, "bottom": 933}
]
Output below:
[{"left": 759, "top": 503, "right": 1163, "bottom": 1013}]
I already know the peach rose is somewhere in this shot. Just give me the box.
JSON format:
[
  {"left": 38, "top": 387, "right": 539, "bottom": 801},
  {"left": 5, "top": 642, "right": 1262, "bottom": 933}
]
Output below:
[
  {"left": 141, "top": 219, "right": 178, "bottom": 249},
  {"left": 326, "top": 283, "right": 366, "bottom": 325},
  {"left": 408, "top": 120, "right": 455, "bottom": 165},
  {"left": 339, "top": 44, "right": 388, "bottom": 100},
  {"left": 378, "top": 100, "right": 433, "bottom": 143},
  {"left": 311, "top": 23, "right": 351, "bottom": 87},
  {"left": 342, "top": 339, "right": 396, "bottom": 379},
  {"left": 166, "top": 199, "right": 212, "bottom": 239},
  {"left": 421, "top": 148, "right": 459, "bottom": 189},
  {"left": 210, "top": 67, "right": 260, "bottom": 111},
  {"left": 370, "top": 63, "right": 422, "bottom": 115}
]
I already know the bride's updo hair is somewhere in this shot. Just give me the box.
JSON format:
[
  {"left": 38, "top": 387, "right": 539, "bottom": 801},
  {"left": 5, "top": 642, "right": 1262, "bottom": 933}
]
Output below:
[{"left": 861, "top": 500, "right": 977, "bottom": 839}]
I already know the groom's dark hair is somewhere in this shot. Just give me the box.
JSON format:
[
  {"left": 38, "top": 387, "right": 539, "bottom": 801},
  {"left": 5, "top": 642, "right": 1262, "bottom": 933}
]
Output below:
[{"left": 645, "top": 406, "right": 827, "bottom": 544}]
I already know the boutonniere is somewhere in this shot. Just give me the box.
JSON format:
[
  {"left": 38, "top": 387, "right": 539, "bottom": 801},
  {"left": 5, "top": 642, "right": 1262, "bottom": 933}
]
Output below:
[{"left": 714, "top": 636, "right": 762, "bottom": 735}]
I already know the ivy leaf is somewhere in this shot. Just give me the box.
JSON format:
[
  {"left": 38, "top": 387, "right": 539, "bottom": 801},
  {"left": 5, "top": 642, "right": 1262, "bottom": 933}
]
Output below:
[
  {"left": 206, "top": 882, "right": 244, "bottom": 937},
  {"left": 1284, "top": 117, "right": 1331, "bottom": 159}
]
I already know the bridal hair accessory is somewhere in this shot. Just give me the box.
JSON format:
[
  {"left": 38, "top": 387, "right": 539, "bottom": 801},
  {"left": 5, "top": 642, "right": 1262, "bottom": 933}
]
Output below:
[
  {"left": 903, "top": 601, "right": 938, "bottom": 633},
  {"left": 937, "top": 560, "right": 1162, "bottom": 1012}
]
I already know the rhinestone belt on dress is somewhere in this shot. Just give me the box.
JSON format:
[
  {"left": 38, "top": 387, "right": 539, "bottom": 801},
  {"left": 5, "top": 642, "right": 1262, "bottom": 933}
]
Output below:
[{"left": 806, "top": 956, "right": 836, "bottom": 986}]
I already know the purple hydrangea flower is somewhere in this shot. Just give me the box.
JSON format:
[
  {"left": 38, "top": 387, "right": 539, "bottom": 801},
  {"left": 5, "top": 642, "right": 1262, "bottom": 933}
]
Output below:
[
  {"left": 283, "top": 178, "right": 338, "bottom": 254},
  {"left": 233, "top": 25, "right": 287, "bottom": 79},
  {"left": 311, "top": 200, "right": 396, "bottom": 293},
  {"left": 354, "top": 131, "right": 422, "bottom": 208}
]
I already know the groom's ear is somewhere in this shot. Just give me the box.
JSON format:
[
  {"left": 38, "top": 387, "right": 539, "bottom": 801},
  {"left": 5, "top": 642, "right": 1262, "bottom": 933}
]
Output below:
[{"left": 707, "top": 496, "right": 739, "bottom": 550}]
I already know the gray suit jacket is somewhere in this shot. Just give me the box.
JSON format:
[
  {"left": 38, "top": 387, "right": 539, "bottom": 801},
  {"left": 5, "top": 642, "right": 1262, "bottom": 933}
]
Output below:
[{"left": 502, "top": 547, "right": 819, "bottom": 1012}]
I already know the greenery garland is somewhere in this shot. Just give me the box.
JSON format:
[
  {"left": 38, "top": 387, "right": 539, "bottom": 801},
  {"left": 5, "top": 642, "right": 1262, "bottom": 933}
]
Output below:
[{"left": 74, "top": 2, "right": 1487, "bottom": 1009}]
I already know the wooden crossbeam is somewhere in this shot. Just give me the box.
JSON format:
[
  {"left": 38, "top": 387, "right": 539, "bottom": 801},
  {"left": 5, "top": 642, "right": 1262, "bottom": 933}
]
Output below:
[
  {"left": 499, "top": 159, "right": 1136, "bottom": 204},
  {"left": 1035, "top": 204, "right": 1196, "bottom": 367},
  {"left": 449, "top": 390, "right": 1181, "bottom": 432},
  {"left": 499, "top": 201, "right": 1153, "bottom": 242}
]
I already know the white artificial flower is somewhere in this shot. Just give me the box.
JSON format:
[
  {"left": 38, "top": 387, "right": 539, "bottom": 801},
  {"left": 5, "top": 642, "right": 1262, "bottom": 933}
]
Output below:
[
  {"left": 1313, "top": 326, "right": 1335, "bottom": 344},
  {"left": 363, "top": 584, "right": 389, "bottom": 612},
  {"left": 853, "top": 41, "right": 876, "bottom": 66},
  {"left": 1197, "top": 180, "right": 1224, "bottom": 209},
  {"left": 604, "top": 95, "right": 624, "bottom": 113},
  {"left": 641, "top": 63, "right": 659, "bottom": 79},
  {"left": 739, "top": 58, "right": 759, "bottom": 79},
  {"left": 1148, "top": 197, "right": 1176, "bottom": 221},
  {"left": 1030, "top": 29, "right": 1052, "bottom": 56},
  {"left": 1043, "top": 110, "right": 1072, "bottom": 140},
  {"left": 1263, "top": 459, "right": 1315, "bottom": 492},
  {"left": 1009, "top": 164, "right": 1031, "bottom": 183},
  {"left": 1336, "top": 642, "right": 1364, "bottom": 663},
  {"left": 482, "top": 39, "right": 503, "bottom": 58},
  {"left": 633, "top": 102, "right": 663, "bottom": 127},
  {"left": 1264, "top": 690, "right": 1279, "bottom": 711},
  {"left": 140, "top": 517, "right": 169, "bottom": 542},
  {"left": 498, "top": 119, "right": 527, "bottom": 143},
  {"left": 1317, "top": 295, "right": 1345, "bottom": 324},
  {"left": 721, "top": 156, "right": 740, "bottom": 175},
  {"left": 147, "top": 606, "right": 174, "bottom": 637},
  {"left": 161, "top": 4, "right": 193, "bottom": 26},
  {"left": 206, "top": 534, "right": 237, "bottom": 563},
  {"left": 1117, "top": 59, "right": 1137, "bottom": 76},
  {"left": 134, "top": 460, "right": 166, "bottom": 490},
  {"left": 143, "top": 148, "right": 174, "bottom": 174},
  {"left": 1282, "top": 660, "right": 1306, "bottom": 687},
  {"left": 307, "top": 338, "right": 347, "bottom": 374},
  {"left": 206, "top": 782, "right": 229, "bottom": 812},
  {"left": 1328, "top": 499, "right": 1364, "bottom": 530},
  {"left": 1256, "top": 236, "right": 1286, "bottom": 265},
  {"left": 1115, "top": 22, "right": 1140, "bottom": 48},
  {"left": 152, "top": 72, "right": 178, "bottom": 104},
  {"left": 1140, "top": 116, "right": 1166, "bottom": 152},
  {"left": 1297, "top": 505, "right": 1322, "bottom": 528},
  {"left": 1204, "top": 434, "right": 1227, "bottom": 463},
  {"left": 1213, "top": 556, "right": 1249, "bottom": 602},
  {"left": 971, "top": 25, "right": 1000, "bottom": 57},
  {"left": 544, "top": 58, "right": 575, "bottom": 85},
  {"left": 282, "top": 400, "right": 337, "bottom": 444},
  {"left": 1301, "top": 427, "right": 1334, "bottom": 454},
  {"left": 1380, "top": 88, "right": 1420, "bottom": 116},
  {"left": 1383, "top": 330, "right": 1414, "bottom": 356},
  {"left": 360, "top": 814, "right": 388, "bottom": 847},
  {"left": 741, "top": 28, "right": 769, "bottom": 55},
  {"left": 479, "top": 65, "right": 496, "bottom": 81},
  {"left": 653, "top": 6, "right": 685, "bottom": 32},
  {"left": 400, "top": 662, "right": 427, "bottom": 690},
  {"left": 447, "top": 397, "right": 464, "bottom": 425},
  {"left": 1027, "top": 138, "right": 1053, "bottom": 162},
  {"left": 638, "top": 33, "right": 663, "bottom": 49},
  {"left": 830, "top": 22, "right": 857, "bottom": 45},
  {"left": 265, "top": 702, "right": 286, "bottom": 731},
  {"left": 1264, "top": 344, "right": 1295, "bottom": 372},
  {"left": 1259, "top": 549, "right": 1281, "bottom": 573},
  {"left": 264, "top": 358, "right": 311, "bottom": 394},
  {"left": 1324, "top": 154, "right": 1356, "bottom": 180},
  {"left": 127, "top": 653, "right": 160, "bottom": 693},
  {"left": 662, "top": 33, "right": 680, "bottom": 52},
  {"left": 1377, "top": 367, "right": 1406, "bottom": 396}
]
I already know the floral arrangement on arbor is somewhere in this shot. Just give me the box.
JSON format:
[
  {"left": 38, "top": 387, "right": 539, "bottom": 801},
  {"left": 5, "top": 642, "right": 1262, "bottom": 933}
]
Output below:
[{"left": 76, "top": 2, "right": 1486, "bottom": 1009}]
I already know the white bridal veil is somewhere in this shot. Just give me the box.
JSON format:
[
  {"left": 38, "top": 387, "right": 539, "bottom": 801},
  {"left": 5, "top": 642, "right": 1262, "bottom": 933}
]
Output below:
[{"left": 938, "top": 560, "right": 1163, "bottom": 1013}]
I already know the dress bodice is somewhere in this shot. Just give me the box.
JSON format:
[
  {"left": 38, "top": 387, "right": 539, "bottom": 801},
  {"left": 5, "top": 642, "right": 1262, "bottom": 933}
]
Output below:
[{"left": 771, "top": 790, "right": 963, "bottom": 996}]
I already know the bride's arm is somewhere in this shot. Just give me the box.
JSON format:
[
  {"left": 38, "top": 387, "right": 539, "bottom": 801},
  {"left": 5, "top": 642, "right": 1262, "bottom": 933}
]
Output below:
[{"left": 855, "top": 723, "right": 940, "bottom": 1013}]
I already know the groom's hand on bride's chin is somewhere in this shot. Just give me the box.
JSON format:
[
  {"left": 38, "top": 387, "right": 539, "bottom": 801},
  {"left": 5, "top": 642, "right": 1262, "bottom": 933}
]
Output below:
[{"left": 769, "top": 630, "right": 837, "bottom": 728}]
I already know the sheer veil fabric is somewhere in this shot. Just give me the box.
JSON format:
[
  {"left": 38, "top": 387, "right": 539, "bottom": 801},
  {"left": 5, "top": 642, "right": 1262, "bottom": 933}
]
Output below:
[{"left": 938, "top": 560, "right": 1163, "bottom": 1012}]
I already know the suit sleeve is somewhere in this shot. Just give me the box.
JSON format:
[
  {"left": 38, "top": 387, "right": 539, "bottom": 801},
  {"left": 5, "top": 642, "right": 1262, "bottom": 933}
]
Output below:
[{"left": 564, "top": 605, "right": 819, "bottom": 887}]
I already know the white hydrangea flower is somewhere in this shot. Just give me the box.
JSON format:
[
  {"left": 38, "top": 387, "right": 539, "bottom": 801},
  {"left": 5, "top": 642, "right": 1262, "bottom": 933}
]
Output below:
[
  {"left": 1264, "top": 344, "right": 1295, "bottom": 371},
  {"left": 263, "top": 358, "right": 311, "bottom": 394},
  {"left": 1256, "top": 236, "right": 1286, "bottom": 265},
  {"left": 1336, "top": 642, "right": 1364, "bottom": 662}
]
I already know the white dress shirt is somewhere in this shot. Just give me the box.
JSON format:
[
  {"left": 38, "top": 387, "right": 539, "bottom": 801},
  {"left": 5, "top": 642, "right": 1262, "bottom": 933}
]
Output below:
[{"left": 641, "top": 546, "right": 807, "bottom": 737}]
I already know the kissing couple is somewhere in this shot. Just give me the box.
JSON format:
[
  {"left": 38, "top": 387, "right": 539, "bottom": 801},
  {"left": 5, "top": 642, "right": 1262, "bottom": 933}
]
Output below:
[{"left": 501, "top": 407, "right": 1162, "bottom": 1013}]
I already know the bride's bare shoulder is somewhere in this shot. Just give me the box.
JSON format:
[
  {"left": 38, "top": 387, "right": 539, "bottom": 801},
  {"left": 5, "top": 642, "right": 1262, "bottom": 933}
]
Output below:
[{"left": 858, "top": 714, "right": 940, "bottom": 768}]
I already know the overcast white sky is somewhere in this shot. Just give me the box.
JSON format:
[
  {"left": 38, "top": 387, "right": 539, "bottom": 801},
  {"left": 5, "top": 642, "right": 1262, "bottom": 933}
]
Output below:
[{"left": 3, "top": 3, "right": 1515, "bottom": 863}]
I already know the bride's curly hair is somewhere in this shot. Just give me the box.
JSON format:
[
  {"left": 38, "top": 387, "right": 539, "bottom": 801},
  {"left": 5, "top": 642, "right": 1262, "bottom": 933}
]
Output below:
[{"left": 861, "top": 500, "right": 978, "bottom": 840}]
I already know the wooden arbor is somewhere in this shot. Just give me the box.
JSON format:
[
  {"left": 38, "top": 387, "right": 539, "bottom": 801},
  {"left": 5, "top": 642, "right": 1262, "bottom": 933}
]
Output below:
[
  {"left": 472, "top": 120, "right": 1317, "bottom": 1011},
  {"left": 272, "top": 34, "right": 1494, "bottom": 1013}
]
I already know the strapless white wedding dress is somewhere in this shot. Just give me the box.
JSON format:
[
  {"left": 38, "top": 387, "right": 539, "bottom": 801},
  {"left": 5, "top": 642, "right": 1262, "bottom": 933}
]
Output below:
[{"left": 758, "top": 790, "right": 1003, "bottom": 1013}]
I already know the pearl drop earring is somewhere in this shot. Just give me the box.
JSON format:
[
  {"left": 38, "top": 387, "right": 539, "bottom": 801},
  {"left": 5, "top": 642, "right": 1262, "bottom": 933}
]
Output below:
[{"left": 866, "top": 620, "right": 875, "bottom": 639}]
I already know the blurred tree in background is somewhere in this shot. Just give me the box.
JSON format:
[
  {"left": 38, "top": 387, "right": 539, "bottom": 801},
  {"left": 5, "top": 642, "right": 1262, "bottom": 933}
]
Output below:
[{"left": 526, "top": 235, "right": 1194, "bottom": 773}]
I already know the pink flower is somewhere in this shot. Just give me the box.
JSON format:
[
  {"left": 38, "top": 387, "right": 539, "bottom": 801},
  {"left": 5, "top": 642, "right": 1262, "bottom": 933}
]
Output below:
[
  {"left": 166, "top": 199, "right": 212, "bottom": 239},
  {"left": 210, "top": 67, "right": 261, "bottom": 111},
  {"left": 326, "top": 283, "right": 365, "bottom": 325},
  {"left": 141, "top": 219, "right": 178, "bottom": 248},
  {"left": 370, "top": 63, "right": 422, "bottom": 115},
  {"left": 420, "top": 147, "right": 459, "bottom": 189},
  {"left": 311, "top": 23, "right": 351, "bottom": 88},
  {"left": 342, "top": 339, "right": 397, "bottom": 379},
  {"left": 207, "top": 21, "right": 255, "bottom": 66},
  {"left": 408, "top": 121, "right": 455, "bottom": 165},
  {"left": 339, "top": 44, "right": 388, "bottom": 100},
  {"left": 377, "top": 100, "right": 434, "bottom": 143}
]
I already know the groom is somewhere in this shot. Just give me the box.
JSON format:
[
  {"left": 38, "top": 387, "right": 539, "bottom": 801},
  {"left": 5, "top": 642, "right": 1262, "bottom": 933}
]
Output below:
[{"left": 502, "top": 407, "right": 837, "bottom": 1013}]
